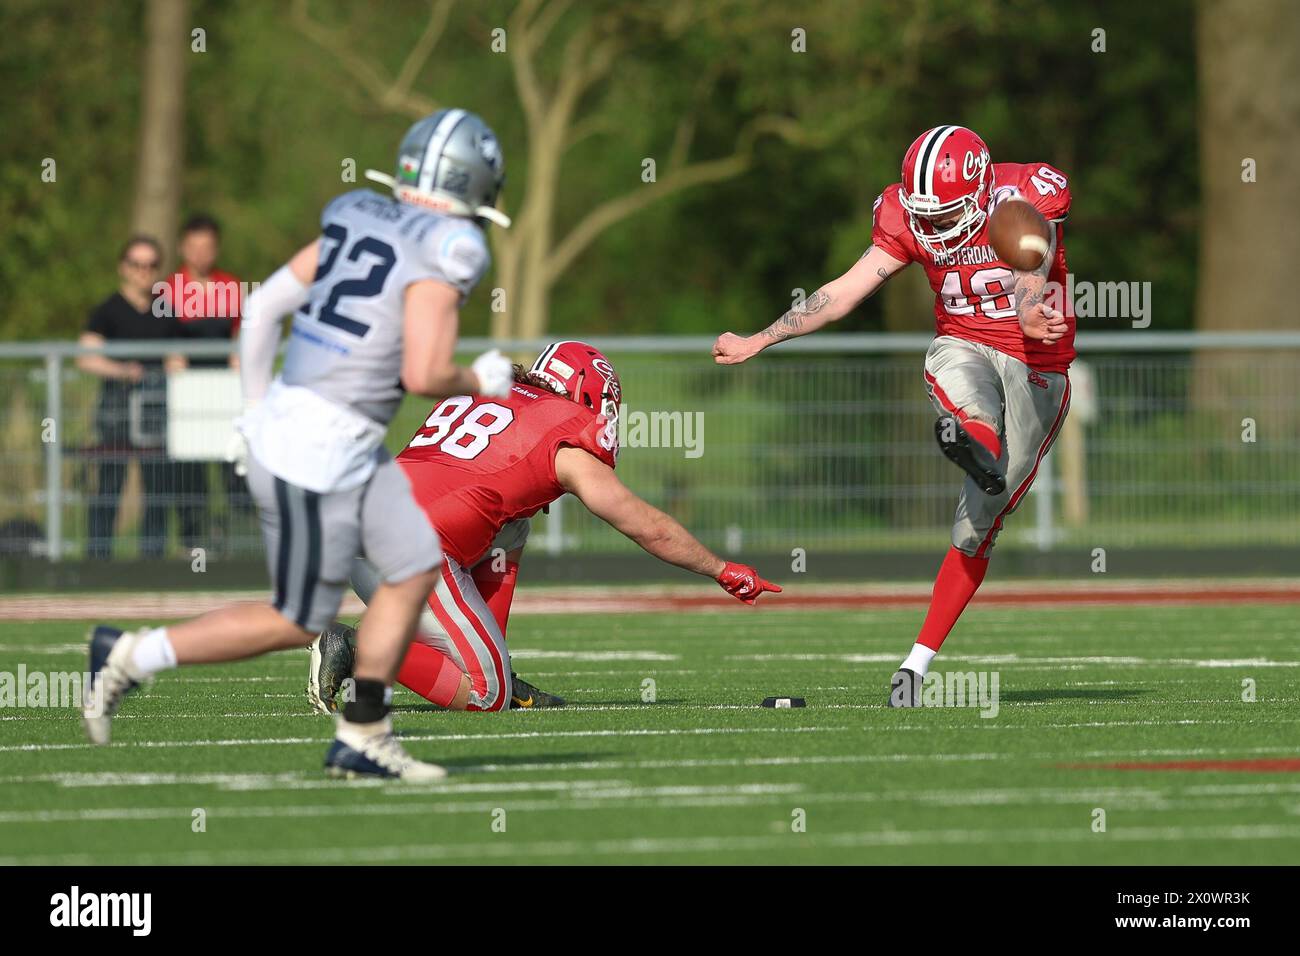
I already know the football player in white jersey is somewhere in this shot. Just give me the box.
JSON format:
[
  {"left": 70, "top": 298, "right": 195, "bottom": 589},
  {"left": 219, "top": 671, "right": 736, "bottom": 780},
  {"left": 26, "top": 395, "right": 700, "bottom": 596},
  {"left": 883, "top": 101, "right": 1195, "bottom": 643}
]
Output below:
[{"left": 81, "top": 110, "right": 515, "bottom": 781}]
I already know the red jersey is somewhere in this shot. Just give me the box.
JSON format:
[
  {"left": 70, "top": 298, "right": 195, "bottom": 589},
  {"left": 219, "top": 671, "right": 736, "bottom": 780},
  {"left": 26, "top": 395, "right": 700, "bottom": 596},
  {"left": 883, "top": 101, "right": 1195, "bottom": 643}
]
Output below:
[
  {"left": 397, "top": 384, "right": 617, "bottom": 566},
  {"left": 872, "top": 161, "right": 1074, "bottom": 372}
]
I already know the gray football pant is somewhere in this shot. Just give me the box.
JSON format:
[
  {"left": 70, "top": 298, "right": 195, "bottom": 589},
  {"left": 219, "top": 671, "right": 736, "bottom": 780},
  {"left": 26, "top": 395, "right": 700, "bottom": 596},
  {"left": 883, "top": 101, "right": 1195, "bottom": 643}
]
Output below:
[
  {"left": 245, "top": 452, "right": 439, "bottom": 633},
  {"left": 922, "top": 335, "right": 1071, "bottom": 558}
]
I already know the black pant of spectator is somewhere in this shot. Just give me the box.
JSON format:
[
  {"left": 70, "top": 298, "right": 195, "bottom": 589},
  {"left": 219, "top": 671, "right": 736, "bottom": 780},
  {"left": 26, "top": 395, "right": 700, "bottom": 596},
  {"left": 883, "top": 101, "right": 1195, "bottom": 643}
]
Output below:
[
  {"left": 88, "top": 450, "right": 171, "bottom": 560},
  {"left": 170, "top": 460, "right": 209, "bottom": 547}
]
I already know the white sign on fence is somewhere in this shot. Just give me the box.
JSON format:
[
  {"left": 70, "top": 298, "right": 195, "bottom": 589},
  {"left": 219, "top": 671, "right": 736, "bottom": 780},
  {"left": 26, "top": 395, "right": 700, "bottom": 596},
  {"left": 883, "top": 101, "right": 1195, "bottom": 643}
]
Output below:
[{"left": 166, "top": 369, "right": 242, "bottom": 461}]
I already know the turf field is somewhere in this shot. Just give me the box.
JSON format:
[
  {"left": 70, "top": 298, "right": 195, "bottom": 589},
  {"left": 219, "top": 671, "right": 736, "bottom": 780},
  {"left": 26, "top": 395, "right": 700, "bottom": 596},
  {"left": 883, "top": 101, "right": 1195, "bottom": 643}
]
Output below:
[{"left": 2, "top": 597, "right": 1299, "bottom": 865}]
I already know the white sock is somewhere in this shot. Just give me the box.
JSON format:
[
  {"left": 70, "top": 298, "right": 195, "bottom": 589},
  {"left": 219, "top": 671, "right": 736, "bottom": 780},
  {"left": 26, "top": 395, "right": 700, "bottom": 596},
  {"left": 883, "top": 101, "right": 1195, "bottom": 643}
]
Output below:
[
  {"left": 900, "top": 643, "right": 937, "bottom": 677},
  {"left": 130, "top": 627, "right": 177, "bottom": 676}
]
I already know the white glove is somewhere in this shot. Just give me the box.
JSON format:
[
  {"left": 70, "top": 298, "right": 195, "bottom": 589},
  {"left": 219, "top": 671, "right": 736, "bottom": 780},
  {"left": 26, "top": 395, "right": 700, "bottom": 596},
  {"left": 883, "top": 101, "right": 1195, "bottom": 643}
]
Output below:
[
  {"left": 224, "top": 430, "right": 250, "bottom": 477},
  {"left": 471, "top": 348, "right": 513, "bottom": 398},
  {"left": 225, "top": 400, "right": 256, "bottom": 478}
]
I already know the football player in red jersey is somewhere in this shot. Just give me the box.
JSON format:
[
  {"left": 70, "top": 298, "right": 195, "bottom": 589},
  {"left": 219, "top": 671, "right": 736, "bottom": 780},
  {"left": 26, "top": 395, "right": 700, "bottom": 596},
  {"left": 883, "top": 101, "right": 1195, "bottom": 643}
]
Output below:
[
  {"left": 308, "top": 341, "right": 780, "bottom": 714},
  {"left": 713, "top": 125, "right": 1072, "bottom": 706}
]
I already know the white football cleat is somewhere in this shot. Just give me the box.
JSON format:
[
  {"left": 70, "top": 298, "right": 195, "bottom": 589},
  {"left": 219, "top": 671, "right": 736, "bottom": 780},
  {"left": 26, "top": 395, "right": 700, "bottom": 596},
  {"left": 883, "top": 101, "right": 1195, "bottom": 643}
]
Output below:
[
  {"left": 324, "top": 717, "right": 447, "bottom": 782},
  {"left": 82, "top": 625, "right": 147, "bottom": 745}
]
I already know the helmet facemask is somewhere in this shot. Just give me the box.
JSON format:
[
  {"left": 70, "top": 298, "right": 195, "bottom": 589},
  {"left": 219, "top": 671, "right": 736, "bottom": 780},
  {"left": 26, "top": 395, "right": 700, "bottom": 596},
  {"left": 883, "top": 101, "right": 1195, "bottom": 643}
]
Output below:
[{"left": 900, "top": 164, "right": 992, "bottom": 256}]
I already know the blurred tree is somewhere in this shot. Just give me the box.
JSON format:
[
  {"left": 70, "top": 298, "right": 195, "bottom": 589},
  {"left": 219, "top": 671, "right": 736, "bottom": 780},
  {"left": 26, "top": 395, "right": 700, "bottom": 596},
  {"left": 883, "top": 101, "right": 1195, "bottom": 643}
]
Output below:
[
  {"left": 1195, "top": 0, "right": 1298, "bottom": 335},
  {"left": 0, "top": 0, "right": 1206, "bottom": 344},
  {"left": 1193, "top": 0, "right": 1299, "bottom": 427},
  {"left": 132, "top": 0, "right": 190, "bottom": 264},
  {"left": 291, "top": 0, "right": 879, "bottom": 339}
]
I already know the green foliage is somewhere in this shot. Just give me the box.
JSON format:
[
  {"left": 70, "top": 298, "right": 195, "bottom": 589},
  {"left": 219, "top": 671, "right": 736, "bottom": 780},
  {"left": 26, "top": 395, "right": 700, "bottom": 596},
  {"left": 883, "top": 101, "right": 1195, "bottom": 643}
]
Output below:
[{"left": 1, "top": 0, "right": 1199, "bottom": 340}]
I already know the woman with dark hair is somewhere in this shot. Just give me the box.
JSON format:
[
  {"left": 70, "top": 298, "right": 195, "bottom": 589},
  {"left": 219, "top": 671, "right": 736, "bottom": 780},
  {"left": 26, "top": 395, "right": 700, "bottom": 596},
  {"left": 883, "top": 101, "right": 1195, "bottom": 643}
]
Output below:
[{"left": 77, "top": 236, "right": 182, "bottom": 559}]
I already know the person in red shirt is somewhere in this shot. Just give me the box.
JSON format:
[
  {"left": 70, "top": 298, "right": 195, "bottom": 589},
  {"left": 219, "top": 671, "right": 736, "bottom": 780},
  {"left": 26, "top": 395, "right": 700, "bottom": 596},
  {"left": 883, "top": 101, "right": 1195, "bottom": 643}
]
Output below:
[
  {"left": 712, "top": 126, "right": 1071, "bottom": 707},
  {"left": 167, "top": 214, "right": 243, "bottom": 350},
  {"left": 307, "top": 341, "right": 780, "bottom": 714},
  {"left": 163, "top": 215, "right": 247, "bottom": 547}
]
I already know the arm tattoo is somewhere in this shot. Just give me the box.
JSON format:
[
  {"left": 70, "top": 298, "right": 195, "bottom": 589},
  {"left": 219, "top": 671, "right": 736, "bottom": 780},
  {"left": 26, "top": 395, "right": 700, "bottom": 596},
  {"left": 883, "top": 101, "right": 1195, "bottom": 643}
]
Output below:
[
  {"left": 1013, "top": 230, "right": 1057, "bottom": 318},
  {"left": 762, "top": 289, "right": 833, "bottom": 342}
]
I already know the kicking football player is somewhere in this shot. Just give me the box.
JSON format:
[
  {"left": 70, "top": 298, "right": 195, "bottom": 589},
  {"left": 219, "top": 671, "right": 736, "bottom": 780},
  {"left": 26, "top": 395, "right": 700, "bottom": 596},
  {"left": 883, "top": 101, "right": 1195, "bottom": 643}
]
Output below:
[
  {"left": 81, "top": 109, "right": 519, "bottom": 779},
  {"left": 307, "top": 340, "right": 781, "bottom": 714},
  {"left": 712, "top": 125, "right": 1072, "bottom": 706}
]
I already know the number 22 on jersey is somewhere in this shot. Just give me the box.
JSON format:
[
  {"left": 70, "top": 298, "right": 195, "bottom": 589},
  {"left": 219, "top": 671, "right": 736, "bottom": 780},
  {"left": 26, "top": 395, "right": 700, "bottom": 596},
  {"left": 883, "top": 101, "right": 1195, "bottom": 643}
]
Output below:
[{"left": 408, "top": 396, "right": 514, "bottom": 460}]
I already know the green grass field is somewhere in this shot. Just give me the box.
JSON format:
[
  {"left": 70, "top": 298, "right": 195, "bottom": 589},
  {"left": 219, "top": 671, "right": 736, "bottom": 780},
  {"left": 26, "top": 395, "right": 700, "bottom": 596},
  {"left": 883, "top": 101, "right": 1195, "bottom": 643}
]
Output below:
[{"left": 2, "top": 601, "right": 1299, "bottom": 865}]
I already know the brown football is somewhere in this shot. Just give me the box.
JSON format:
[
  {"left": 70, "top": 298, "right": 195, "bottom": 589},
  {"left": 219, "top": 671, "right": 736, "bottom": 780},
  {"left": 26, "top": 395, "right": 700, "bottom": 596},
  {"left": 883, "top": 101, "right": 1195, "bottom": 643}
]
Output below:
[{"left": 988, "top": 198, "right": 1051, "bottom": 271}]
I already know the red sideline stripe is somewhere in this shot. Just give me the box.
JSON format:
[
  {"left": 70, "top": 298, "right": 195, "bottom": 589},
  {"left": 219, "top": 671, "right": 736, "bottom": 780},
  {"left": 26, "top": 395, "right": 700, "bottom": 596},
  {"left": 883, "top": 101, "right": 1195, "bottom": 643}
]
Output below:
[
  {"left": 975, "top": 378, "right": 1071, "bottom": 558},
  {"left": 1066, "top": 759, "right": 1300, "bottom": 773},
  {"left": 510, "top": 587, "right": 1300, "bottom": 612}
]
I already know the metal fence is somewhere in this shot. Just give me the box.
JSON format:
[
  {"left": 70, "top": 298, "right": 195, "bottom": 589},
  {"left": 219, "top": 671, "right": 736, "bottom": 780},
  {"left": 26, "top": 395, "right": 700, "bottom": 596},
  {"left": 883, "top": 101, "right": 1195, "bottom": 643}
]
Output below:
[{"left": 1, "top": 333, "right": 1296, "bottom": 562}]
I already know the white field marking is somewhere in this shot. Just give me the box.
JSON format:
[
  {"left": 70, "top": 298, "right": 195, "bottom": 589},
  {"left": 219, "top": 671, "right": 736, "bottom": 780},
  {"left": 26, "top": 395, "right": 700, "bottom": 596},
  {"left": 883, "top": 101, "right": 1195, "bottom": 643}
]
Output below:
[
  {"left": 507, "top": 670, "right": 699, "bottom": 678},
  {"left": 0, "top": 645, "right": 88, "bottom": 655},
  {"left": 6, "top": 822, "right": 1300, "bottom": 866},
  {"left": 885, "top": 717, "right": 1300, "bottom": 731},
  {"left": 170, "top": 676, "right": 301, "bottom": 684},
  {"left": 1, "top": 772, "right": 653, "bottom": 796},
  {"left": 0, "top": 783, "right": 807, "bottom": 825},
  {"left": 0, "top": 723, "right": 850, "bottom": 754},
  {"left": 0, "top": 784, "right": 1257, "bottom": 827},
  {"left": 726, "top": 652, "right": 1300, "bottom": 668},
  {"left": 507, "top": 650, "right": 680, "bottom": 662},
  {"left": 4, "top": 745, "right": 1295, "bottom": 789}
]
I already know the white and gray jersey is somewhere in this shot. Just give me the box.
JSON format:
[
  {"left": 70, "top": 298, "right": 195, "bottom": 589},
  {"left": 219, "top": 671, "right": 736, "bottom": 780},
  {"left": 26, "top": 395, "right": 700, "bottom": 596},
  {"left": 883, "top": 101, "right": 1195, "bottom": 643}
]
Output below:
[{"left": 280, "top": 188, "right": 490, "bottom": 423}]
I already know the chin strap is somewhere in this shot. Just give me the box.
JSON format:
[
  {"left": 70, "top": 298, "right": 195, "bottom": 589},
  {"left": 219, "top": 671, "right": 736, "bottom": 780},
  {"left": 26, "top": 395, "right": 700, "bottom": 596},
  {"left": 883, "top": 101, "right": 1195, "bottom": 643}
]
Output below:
[{"left": 363, "top": 169, "right": 512, "bottom": 229}]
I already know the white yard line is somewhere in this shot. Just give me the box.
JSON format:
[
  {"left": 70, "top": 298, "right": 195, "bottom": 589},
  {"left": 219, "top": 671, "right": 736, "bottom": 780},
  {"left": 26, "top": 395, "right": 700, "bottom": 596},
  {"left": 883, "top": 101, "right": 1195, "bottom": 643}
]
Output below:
[
  {"left": 5, "top": 822, "right": 1300, "bottom": 866},
  {"left": 0, "top": 723, "right": 850, "bottom": 754}
]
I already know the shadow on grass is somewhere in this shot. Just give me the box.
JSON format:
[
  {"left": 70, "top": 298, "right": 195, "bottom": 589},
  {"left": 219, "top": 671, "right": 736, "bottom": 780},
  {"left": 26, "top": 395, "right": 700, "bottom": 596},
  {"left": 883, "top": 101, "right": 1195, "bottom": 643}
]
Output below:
[{"left": 999, "top": 687, "right": 1152, "bottom": 704}]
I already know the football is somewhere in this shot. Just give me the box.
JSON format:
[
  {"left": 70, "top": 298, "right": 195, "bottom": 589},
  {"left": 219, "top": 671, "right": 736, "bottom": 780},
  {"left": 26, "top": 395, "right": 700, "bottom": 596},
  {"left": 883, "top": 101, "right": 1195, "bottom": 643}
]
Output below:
[{"left": 988, "top": 197, "right": 1051, "bottom": 271}]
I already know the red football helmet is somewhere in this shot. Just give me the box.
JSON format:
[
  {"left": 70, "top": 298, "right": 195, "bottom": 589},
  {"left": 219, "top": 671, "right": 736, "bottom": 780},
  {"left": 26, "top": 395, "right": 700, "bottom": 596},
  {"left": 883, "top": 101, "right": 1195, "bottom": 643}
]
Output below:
[
  {"left": 529, "top": 340, "right": 622, "bottom": 462},
  {"left": 898, "top": 125, "right": 994, "bottom": 255}
]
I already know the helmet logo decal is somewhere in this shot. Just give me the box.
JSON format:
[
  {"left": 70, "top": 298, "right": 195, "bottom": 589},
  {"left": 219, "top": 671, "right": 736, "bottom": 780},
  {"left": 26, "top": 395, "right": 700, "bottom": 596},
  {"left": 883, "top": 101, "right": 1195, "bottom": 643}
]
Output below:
[
  {"left": 399, "top": 155, "right": 421, "bottom": 183},
  {"left": 476, "top": 132, "right": 502, "bottom": 171},
  {"left": 962, "top": 149, "right": 988, "bottom": 181},
  {"left": 441, "top": 168, "right": 470, "bottom": 197}
]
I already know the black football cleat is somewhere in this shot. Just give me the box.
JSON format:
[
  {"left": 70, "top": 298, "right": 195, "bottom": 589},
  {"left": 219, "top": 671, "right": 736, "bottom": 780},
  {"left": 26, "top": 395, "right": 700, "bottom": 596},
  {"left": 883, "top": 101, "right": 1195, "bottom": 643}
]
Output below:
[
  {"left": 934, "top": 415, "right": 1006, "bottom": 496},
  {"left": 307, "top": 621, "right": 356, "bottom": 715},
  {"left": 510, "top": 673, "right": 566, "bottom": 709},
  {"left": 887, "top": 668, "right": 922, "bottom": 708}
]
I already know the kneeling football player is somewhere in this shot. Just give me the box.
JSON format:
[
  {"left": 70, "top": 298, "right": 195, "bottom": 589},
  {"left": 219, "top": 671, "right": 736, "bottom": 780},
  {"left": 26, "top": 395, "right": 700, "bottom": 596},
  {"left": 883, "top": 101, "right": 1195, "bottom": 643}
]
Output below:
[{"left": 307, "top": 341, "right": 781, "bottom": 714}]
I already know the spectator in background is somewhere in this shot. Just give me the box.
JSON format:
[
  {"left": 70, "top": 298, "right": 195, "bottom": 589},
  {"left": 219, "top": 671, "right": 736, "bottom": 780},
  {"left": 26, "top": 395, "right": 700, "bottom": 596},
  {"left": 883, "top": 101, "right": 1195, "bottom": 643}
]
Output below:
[
  {"left": 78, "top": 236, "right": 182, "bottom": 560},
  {"left": 169, "top": 214, "right": 242, "bottom": 352},
  {"left": 162, "top": 215, "right": 245, "bottom": 549}
]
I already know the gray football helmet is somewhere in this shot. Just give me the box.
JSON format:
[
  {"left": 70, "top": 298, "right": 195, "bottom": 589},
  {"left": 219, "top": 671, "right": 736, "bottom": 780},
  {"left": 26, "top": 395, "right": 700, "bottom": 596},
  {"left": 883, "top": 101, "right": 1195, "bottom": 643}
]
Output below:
[{"left": 365, "top": 109, "right": 510, "bottom": 228}]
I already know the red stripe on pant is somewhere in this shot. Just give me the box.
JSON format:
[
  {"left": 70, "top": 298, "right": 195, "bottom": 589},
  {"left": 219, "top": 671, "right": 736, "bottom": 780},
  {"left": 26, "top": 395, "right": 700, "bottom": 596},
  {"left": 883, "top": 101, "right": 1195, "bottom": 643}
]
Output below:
[
  {"left": 441, "top": 563, "right": 510, "bottom": 712},
  {"left": 424, "top": 576, "right": 497, "bottom": 711},
  {"left": 923, "top": 370, "right": 972, "bottom": 425},
  {"left": 974, "top": 379, "right": 1071, "bottom": 559}
]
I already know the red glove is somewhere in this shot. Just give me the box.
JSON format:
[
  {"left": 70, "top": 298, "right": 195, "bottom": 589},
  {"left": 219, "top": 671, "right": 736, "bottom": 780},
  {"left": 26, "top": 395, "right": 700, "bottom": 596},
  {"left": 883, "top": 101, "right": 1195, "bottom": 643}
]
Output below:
[{"left": 716, "top": 562, "right": 782, "bottom": 605}]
